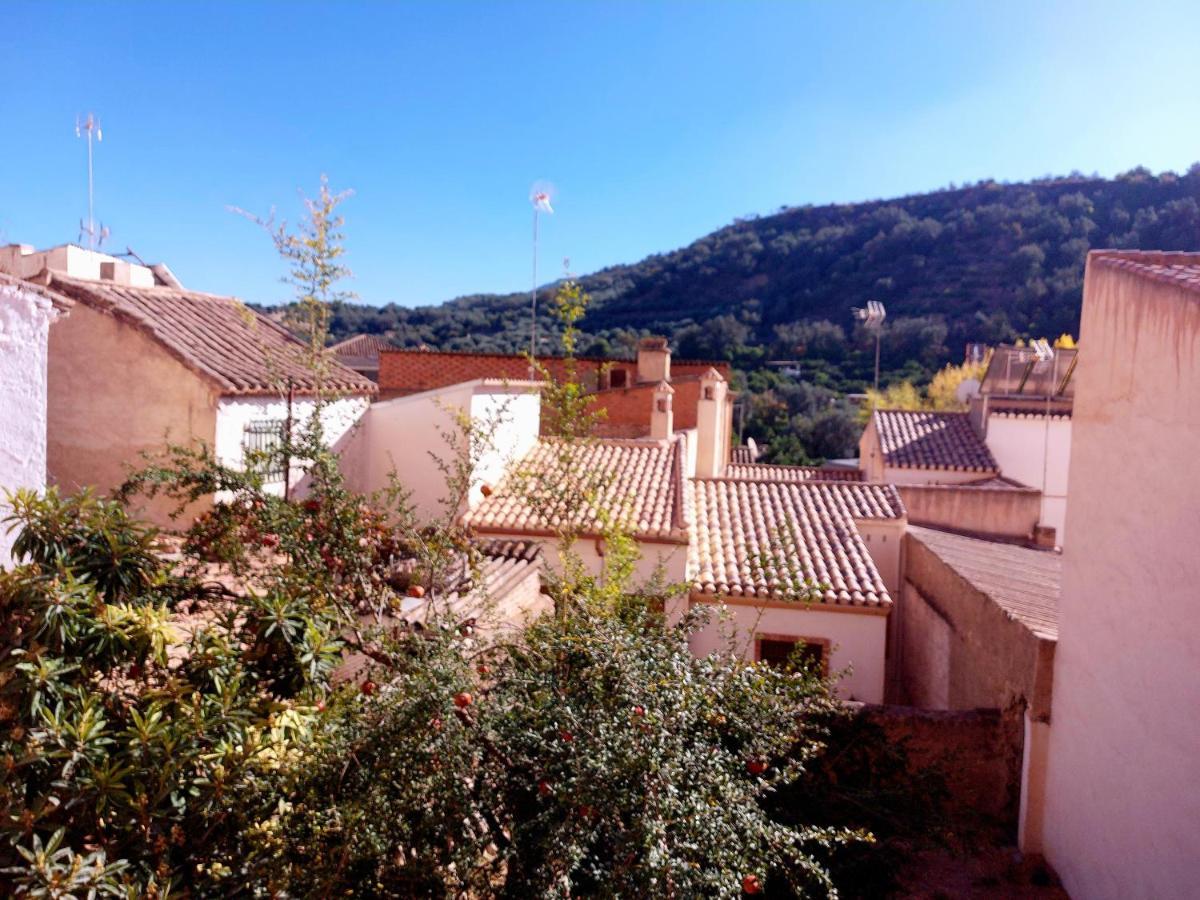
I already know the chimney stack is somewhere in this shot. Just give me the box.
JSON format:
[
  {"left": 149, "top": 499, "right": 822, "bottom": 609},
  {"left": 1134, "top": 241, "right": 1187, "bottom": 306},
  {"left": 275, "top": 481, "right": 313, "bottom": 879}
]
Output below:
[
  {"left": 650, "top": 382, "right": 674, "bottom": 440},
  {"left": 637, "top": 336, "right": 671, "bottom": 384},
  {"left": 695, "top": 368, "right": 730, "bottom": 478}
]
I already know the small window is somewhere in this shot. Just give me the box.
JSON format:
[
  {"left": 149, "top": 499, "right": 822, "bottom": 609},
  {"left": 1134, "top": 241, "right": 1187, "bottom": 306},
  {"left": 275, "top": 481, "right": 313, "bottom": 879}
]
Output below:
[
  {"left": 609, "top": 369, "right": 628, "bottom": 389},
  {"left": 243, "top": 419, "right": 287, "bottom": 483},
  {"left": 757, "top": 636, "right": 828, "bottom": 676},
  {"left": 703, "top": 386, "right": 715, "bottom": 400}
]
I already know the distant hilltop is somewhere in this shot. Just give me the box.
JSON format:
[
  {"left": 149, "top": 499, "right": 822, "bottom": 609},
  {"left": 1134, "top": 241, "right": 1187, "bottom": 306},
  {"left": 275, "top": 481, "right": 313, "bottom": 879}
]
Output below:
[{"left": 318, "top": 165, "right": 1200, "bottom": 387}]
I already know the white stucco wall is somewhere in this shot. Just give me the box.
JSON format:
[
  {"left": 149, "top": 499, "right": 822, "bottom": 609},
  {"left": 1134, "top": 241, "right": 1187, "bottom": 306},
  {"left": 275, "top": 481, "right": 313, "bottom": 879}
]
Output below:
[
  {"left": 985, "top": 413, "right": 1071, "bottom": 544},
  {"left": 351, "top": 381, "right": 541, "bottom": 523},
  {"left": 688, "top": 599, "right": 888, "bottom": 703},
  {"left": 0, "top": 284, "right": 59, "bottom": 566},
  {"left": 215, "top": 393, "right": 370, "bottom": 497},
  {"left": 1041, "top": 260, "right": 1200, "bottom": 899}
]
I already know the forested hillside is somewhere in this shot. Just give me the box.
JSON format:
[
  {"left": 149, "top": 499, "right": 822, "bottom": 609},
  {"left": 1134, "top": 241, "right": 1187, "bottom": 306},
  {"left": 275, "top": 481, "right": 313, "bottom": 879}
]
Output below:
[{"left": 320, "top": 165, "right": 1200, "bottom": 462}]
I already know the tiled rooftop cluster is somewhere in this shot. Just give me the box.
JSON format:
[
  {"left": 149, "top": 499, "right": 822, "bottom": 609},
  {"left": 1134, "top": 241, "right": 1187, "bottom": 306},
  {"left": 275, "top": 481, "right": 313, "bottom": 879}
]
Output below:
[
  {"left": 466, "top": 436, "right": 687, "bottom": 541},
  {"left": 688, "top": 477, "right": 903, "bottom": 606},
  {"left": 873, "top": 409, "right": 998, "bottom": 473},
  {"left": 45, "top": 273, "right": 376, "bottom": 396}
]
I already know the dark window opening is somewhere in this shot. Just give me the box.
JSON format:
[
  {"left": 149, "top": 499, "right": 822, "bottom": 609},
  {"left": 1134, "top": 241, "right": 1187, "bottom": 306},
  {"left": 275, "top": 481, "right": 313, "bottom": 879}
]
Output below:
[
  {"left": 243, "top": 419, "right": 287, "bottom": 483},
  {"left": 609, "top": 369, "right": 629, "bottom": 389},
  {"left": 758, "top": 637, "right": 826, "bottom": 675}
]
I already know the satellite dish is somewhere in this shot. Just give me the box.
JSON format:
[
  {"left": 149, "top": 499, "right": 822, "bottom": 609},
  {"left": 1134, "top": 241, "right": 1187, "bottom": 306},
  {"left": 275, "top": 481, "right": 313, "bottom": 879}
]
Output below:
[
  {"left": 747, "top": 437, "right": 758, "bottom": 457},
  {"left": 956, "top": 378, "right": 981, "bottom": 404}
]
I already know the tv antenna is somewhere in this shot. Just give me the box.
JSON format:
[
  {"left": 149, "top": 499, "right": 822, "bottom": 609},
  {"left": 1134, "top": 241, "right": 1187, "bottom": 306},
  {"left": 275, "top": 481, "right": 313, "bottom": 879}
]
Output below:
[
  {"left": 529, "top": 180, "right": 555, "bottom": 365},
  {"left": 76, "top": 113, "right": 105, "bottom": 249},
  {"left": 852, "top": 300, "right": 887, "bottom": 396}
]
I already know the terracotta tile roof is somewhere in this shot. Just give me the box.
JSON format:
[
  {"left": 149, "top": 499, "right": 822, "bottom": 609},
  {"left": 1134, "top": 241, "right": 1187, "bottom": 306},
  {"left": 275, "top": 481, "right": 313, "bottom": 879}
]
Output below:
[
  {"left": 398, "top": 539, "right": 543, "bottom": 624},
  {"left": 907, "top": 526, "right": 1059, "bottom": 640},
  {"left": 465, "top": 436, "right": 688, "bottom": 541},
  {"left": 873, "top": 409, "right": 997, "bottom": 473},
  {"left": 730, "top": 446, "right": 756, "bottom": 464},
  {"left": 331, "top": 333, "right": 396, "bottom": 359},
  {"left": 0, "top": 271, "right": 73, "bottom": 311},
  {"left": 688, "top": 478, "right": 902, "bottom": 606},
  {"left": 725, "top": 462, "right": 864, "bottom": 483},
  {"left": 44, "top": 273, "right": 376, "bottom": 396},
  {"left": 1089, "top": 249, "right": 1200, "bottom": 295}
]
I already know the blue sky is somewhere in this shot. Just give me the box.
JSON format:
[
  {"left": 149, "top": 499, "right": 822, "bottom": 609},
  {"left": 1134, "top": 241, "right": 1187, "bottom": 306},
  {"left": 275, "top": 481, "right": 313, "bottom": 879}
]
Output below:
[{"left": 2, "top": 1, "right": 1198, "bottom": 308}]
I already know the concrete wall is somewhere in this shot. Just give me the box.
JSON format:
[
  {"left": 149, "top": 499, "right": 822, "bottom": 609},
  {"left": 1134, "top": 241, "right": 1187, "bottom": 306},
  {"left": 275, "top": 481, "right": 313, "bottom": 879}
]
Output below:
[
  {"left": 47, "top": 303, "right": 218, "bottom": 526},
  {"left": 900, "top": 535, "right": 1055, "bottom": 717},
  {"left": 882, "top": 465, "right": 988, "bottom": 486},
  {"left": 855, "top": 518, "right": 904, "bottom": 598},
  {"left": 897, "top": 482, "right": 1041, "bottom": 540},
  {"left": 1041, "top": 259, "right": 1200, "bottom": 898},
  {"left": 985, "top": 413, "right": 1071, "bottom": 544},
  {"left": 351, "top": 382, "right": 541, "bottom": 523},
  {"left": 0, "top": 284, "right": 60, "bottom": 565},
  {"left": 687, "top": 598, "right": 888, "bottom": 703},
  {"left": 0, "top": 243, "right": 156, "bottom": 287},
  {"left": 214, "top": 393, "right": 370, "bottom": 497}
]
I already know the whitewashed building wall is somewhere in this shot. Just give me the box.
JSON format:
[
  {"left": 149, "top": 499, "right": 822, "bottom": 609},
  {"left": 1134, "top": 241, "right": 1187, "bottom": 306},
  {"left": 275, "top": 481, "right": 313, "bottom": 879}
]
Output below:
[{"left": 0, "top": 283, "right": 61, "bottom": 565}]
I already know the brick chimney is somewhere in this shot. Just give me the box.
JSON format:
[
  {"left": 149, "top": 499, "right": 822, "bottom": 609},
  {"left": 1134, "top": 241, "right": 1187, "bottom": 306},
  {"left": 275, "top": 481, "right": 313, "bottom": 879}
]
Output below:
[
  {"left": 636, "top": 336, "right": 671, "bottom": 384},
  {"left": 650, "top": 381, "right": 674, "bottom": 439},
  {"left": 695, "top": 368, "right": 729, "bottom": 478}
]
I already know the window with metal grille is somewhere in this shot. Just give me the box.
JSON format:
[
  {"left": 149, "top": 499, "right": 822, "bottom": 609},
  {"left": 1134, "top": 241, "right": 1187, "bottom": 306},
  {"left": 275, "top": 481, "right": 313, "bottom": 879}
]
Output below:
[{"left": 242, "top": 419, "right": 287, "bottom": 482}]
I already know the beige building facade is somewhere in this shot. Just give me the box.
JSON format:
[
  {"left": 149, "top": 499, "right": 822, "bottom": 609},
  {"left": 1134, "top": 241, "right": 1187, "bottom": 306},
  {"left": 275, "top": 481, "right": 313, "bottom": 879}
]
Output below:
[{"left": 1041, "top": 251, "right": 1200, "bottom": 898}]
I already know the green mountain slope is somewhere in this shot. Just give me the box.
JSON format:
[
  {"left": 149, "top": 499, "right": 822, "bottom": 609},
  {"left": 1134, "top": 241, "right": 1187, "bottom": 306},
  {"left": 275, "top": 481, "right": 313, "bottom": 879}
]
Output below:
[
  {"left": 325, "top": 165, "right": 1200, "bottom": 463},
  {"left": 332, "top": 166, "right": 1199, "bottom": 374}
]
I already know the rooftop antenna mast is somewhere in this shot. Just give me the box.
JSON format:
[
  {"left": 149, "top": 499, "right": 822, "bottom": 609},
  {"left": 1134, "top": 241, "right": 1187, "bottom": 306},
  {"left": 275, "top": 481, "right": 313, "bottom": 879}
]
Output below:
[
  {"left": 75, "top": 113, "right": 104, "bottom": 249},
  {"left": 852, "top": 300, "right": 887, "bottom": 400},
  {"left": 529, "top": 181, "right": 555, "bottom": 367}
]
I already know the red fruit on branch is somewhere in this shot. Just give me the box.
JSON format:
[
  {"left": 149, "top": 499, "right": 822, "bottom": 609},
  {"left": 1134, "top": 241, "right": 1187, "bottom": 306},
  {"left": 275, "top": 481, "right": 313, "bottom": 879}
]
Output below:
[
  {"left": 360, "top": 680, "right": 377, "bottom": 696},
  {"left": 537, "top": 779, "right": 552, "bottom": 797},
  {"left": 476, "top": 664, "right": 491, "bottom": 676},
  {"left": 480, "top": 483, "right": 493, "bottom": 497},
  {"left": 742, "top": 874, "right": 763, "bottom": 895},
  {"left": 316, "top": 700, "right": 327, "bottom": 712},
  {"left": 632, "top": 705, "right": 645, "bottom": 718},
  {"left": 746, "top": 758, "right": 768, "bottom": 776},
  {"left": 453, "top": 692, "right": 473, "bottom": 709},
  {"left": 260, "top": 533, "right": 279, "bottom": 548},
  {"left": 407, "top": 584, "right": 426, "bottom": 599},
  {"left": 558, "top": 729, "right": 574, "bottom": 742}
]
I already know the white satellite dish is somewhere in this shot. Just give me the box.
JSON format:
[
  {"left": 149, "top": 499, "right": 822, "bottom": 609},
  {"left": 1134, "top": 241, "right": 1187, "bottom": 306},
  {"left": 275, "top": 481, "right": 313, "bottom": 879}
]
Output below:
[
  {"left": 956, "top": 377, "right": 981, "bottom": 404},
  {"left": 747, "top": 436, "right": 759, "bottom": 457}
]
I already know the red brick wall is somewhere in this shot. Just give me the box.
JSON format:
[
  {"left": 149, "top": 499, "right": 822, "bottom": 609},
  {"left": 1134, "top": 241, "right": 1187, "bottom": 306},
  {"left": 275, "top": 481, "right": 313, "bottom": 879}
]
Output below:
[{"left": 378, "top": 349, "right": 731, "bottom": 399}]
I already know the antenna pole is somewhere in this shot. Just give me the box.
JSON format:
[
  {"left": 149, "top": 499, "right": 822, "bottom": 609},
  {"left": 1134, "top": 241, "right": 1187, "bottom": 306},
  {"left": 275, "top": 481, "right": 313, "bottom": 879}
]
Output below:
[
  {"left": 76, "top": 113, "right": 102, "bottom": 250},
  {"left": 530, "top": 205, "right": 539, "bottom": 366},
  {"left": 86, "top": 125, "right": 94, "bottom": 248}
]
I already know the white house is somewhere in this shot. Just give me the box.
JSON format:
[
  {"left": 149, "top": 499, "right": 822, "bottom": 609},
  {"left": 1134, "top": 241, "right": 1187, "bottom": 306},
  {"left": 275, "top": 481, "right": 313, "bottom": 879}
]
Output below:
[
  {"left": 0, "top": 273, "right": 72, "bottom": 565},
  {"left": 453, "top": 366, "right": 898, "bottom": 702},
  {"left": 969, "top": 344, "right": 1077, "bottom": 545},
  {"left": 0, "top": 244, "right": 376, "bottom": 525}
]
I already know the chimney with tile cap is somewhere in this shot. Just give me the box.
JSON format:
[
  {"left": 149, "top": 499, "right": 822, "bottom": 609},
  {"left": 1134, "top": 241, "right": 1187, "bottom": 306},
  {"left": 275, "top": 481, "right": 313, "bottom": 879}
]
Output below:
[
  {"left": 650, "top": 381, "right": 674, "bottom": 440},
  {"left": 696, "top": 368, "right": 729, "bottom": 477},
  {"left": 636, "top": 336, "right": 671, "bottom": 384}
]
